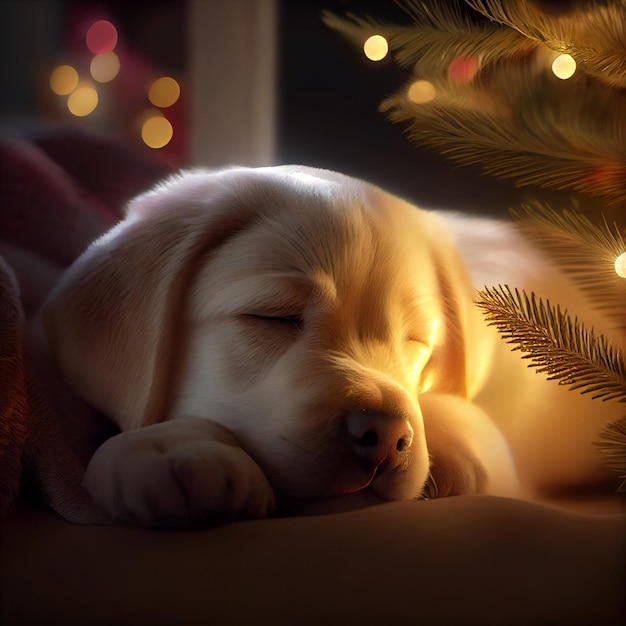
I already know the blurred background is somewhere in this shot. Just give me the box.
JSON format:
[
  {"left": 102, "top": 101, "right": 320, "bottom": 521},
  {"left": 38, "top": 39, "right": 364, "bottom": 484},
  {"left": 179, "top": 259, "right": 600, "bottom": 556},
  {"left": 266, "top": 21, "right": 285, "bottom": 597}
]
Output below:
[{"left": 0, "top": 0, "right": 530, "bottom": 215}]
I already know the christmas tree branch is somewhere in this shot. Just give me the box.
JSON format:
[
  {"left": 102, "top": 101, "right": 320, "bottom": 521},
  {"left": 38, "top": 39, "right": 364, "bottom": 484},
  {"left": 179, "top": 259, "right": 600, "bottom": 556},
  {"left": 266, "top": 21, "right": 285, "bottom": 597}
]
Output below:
[
  {"left": 322, "top": 10, "right": 537, "bottom": 75},
  {"left": 511, "top": 202, "right": 626, "bottom": 328},
  {"left": 324, "top": 3, "right": 626, "bottom": 203},
  {"left": 381, "top": 81, "right": 626, "bottom": 202},
  {"left": 596, "top": 416, "right": 626, "bottom": 491},
  {"left": 475, "top": 285, "right": 626, "bottom": 402},
  {"left": 465, "top": 0, "right": 626, "bottom": 87}
]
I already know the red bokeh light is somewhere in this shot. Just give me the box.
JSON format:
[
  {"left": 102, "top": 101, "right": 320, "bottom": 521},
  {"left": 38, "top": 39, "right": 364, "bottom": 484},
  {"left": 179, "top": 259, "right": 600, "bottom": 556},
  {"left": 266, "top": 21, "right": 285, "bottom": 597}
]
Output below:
[
  {"left": 448, "top": 55, "right": 478, "bottom": 83},
  {"left": 86, "top": 20, "right": 118, "bottom": 54}
]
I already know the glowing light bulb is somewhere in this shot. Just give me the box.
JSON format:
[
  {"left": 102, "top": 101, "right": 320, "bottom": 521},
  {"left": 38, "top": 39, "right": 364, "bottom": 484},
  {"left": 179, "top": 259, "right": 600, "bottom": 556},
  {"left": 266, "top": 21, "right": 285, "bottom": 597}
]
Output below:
[
  {"left": 86, "top": 20, "right": 118, "bottom": 54},
  {"left": 148, "top": 77, "right": 181, "bottom": 108},
  {"left": 67, "top": 84, "right": 98, "bottom": 116},
  {"left": 363, "top": 35, "right": 388, "bottom": 62},
  {"left": 90, "top": 51, "right": 120, "bottom": 83},
  {"left": 551, "top": 54, "right": 576, "bottom": 80},
  {"left": 614, "top": 252, "right": 626, "bottom": 278},
  {"left": 50, "top": 65, "right": 79, "bottom": 95},
  {"left": 407, "top": 80, "right": 436, "bottom": 104},
  {"left": 141, "top": 115, "right": 173, "bottom": 149}
]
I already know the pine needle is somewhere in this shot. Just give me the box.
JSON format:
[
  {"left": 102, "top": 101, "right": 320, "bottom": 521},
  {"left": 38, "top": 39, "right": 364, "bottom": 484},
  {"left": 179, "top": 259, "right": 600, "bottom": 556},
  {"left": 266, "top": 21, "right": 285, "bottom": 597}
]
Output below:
[
  {"left": 322, "top": 9, "right": 538, "bottom": 75},
  {"left": 380, "top": 70, "right": 626, "bottom": 203},
  {"left": 475, "top": 285, "right": 626, "bottom": 402},
  {"left": 465, "top": 0, "right": 626, "bottom": 88},
  {"left": 324, "top": 2, "right": 626, "bottom": 203},
  {"left": 596, "top": 416, "right": 626, "bottom": 492},
  {"left": 511, "top": 202, "right": 626, "bottom": 329}
]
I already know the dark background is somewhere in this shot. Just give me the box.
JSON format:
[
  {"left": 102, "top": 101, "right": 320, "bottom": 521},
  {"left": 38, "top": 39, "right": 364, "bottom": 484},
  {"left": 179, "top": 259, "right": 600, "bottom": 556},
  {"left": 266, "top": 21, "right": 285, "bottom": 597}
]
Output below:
[{"left": 278, "top": 0, "right": 530, "bottom": 215}]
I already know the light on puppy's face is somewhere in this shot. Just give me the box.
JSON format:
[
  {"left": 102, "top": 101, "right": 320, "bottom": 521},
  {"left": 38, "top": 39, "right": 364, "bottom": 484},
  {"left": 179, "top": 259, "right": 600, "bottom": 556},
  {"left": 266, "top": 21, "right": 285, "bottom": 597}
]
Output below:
[{"left": 614, "top": 252, "right": 626, "bottom": 278}]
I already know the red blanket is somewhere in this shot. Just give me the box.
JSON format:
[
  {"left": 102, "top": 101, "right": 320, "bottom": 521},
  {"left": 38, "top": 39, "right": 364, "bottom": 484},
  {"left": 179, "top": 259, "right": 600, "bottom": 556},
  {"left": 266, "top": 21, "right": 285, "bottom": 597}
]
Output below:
[{"left": 0, "top": 128, "right": 171, "bottom": 520}]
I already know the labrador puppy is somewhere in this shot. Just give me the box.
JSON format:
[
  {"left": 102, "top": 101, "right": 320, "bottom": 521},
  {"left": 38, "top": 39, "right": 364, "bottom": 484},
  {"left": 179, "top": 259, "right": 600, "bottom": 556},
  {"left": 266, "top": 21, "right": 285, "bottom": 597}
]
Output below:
[{"left": 42, "top": 166, "right": 623, "bottom": 526}]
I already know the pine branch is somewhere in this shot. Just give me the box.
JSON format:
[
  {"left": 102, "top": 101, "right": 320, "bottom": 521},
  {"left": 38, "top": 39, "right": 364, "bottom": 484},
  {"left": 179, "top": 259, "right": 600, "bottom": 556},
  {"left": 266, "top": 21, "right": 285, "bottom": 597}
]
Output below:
[
  {"left": 380, "top": 65, "right": 626, "bottom": 203},
  {"left": 465, "top": 0, "right": 626, "bottom": 88},
  {"left": 324, "top": 5, "right": 626, "bottom": 204},
  {"left": 511, "top": 202, "right": 626, "bottom": 328},
  {"left": 596, "top": 416, "right": 626, "bottom": 492},
  {"left": 323, "top": 9, "right": 538, "bottom": 75},
  {"left": 475, "top": 285, "right": 626, "bottom": 402}
]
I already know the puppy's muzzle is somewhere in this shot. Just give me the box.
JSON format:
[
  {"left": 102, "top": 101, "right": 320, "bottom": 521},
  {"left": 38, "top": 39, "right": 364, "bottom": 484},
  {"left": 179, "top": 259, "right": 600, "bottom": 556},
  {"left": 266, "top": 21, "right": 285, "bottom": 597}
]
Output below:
[{"left": 347, "top": 409, "right": 414, "bottom": 473}]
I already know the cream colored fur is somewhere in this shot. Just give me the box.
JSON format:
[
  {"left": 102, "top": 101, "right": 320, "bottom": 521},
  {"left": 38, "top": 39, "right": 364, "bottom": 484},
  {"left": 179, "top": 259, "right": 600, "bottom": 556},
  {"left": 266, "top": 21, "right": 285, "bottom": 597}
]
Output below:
[{"left": 42, "top": 166, "right": 622, "bottom": 526}]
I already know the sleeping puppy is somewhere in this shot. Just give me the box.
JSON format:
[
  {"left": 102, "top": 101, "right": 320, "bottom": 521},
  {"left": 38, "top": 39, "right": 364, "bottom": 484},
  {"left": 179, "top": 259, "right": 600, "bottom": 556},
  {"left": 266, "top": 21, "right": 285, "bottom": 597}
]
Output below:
[{"left": 42, "top": 166, "right": 623, "bottom": 526}]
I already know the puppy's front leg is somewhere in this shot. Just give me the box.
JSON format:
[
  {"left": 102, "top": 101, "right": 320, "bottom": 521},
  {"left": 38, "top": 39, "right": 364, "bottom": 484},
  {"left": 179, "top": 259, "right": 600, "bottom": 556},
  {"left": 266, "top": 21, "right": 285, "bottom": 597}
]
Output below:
[
  {"left": 420, "top": 393, "right": 519, "bottom": 499},
  {"left": 83, "top": 417, "right": 275, "bottom": 527}
]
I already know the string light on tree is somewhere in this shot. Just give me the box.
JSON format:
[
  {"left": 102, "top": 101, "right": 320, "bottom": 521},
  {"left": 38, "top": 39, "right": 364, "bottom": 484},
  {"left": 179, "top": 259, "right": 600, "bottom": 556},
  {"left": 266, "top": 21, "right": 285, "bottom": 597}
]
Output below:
[
  {"left": 551, "top": 54, "right": 577, "bottom": 79},
  {"left": 363, "top": 35, "right": 388, "bottom": 61},
  {"left": 407, "top": 79, "right": 436, "bottom": 104},
  {"left": 614, "top": 252, "right": 626, "bottom": 278},
  {"left": 448, "top": 55, "right": 478, "bottom": 83}
]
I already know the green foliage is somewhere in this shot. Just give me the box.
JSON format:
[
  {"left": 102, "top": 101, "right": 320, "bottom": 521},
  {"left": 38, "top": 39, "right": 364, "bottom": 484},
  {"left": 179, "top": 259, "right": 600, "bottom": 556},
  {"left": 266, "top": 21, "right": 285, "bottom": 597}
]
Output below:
[
  {"left": 596, "top": 416, "right": 626, "bottom": 491},
  {"left": 512, "top": 202, "right": 626, "bottom": 329},
  {"left": 465, "top": 0, "right": 626, "bottom": 88},
  {"left": 324, "top": 1, "right": 626, "bottom": 204},
  {"left": 476, "top": 285, "right": 626, "bottom": 402}
]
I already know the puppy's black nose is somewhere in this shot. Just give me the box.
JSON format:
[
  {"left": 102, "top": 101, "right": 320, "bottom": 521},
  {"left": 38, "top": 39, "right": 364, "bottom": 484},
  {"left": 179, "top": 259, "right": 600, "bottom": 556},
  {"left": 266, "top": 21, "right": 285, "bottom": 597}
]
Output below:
[{"left": 347, "top": 410, "right": 413, "bottom": 470}]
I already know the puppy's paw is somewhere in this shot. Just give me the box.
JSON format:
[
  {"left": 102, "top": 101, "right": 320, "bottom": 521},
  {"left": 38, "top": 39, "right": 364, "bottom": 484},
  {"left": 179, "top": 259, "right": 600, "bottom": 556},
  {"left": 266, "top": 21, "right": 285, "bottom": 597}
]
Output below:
[
  {"left": 83, "top": 418, "right": 275, "bottom": 527},
  {"left": 425, "top": 446, "right": 488, "bottom": 498},
  {"left": 420, "top": 392, "right": 519, "bottom": 498}
]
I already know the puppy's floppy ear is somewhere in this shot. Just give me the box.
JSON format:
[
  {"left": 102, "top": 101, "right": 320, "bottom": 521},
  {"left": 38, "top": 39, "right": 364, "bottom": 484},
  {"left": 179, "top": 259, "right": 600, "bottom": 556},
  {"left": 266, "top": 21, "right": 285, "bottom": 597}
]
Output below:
[
  {"left": 42, "top": 168, "right": 265, "bottom": 431},
  {"left": 418, "top": 216, "right": 484, "bottom": 400}
]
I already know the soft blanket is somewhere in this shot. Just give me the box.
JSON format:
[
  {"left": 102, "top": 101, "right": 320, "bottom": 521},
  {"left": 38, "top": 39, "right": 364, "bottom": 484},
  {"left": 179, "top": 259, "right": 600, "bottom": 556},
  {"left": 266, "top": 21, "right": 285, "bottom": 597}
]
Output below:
[{"left": 0, "top": 128, "right": 171, "bottom": 521}]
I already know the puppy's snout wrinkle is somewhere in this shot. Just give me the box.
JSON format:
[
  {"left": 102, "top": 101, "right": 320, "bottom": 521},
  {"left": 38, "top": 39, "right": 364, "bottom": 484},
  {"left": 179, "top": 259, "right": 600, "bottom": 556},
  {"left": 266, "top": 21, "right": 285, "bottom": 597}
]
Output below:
[{"left": 347, "top": 410, "right": 413, "bottom": 471}]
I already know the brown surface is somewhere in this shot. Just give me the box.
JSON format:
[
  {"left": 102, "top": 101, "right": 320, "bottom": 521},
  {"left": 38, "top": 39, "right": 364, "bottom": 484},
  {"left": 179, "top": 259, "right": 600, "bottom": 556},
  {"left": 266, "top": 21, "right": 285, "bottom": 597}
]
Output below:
[{"left": 1, "top": 495, "right": 624, "bottom": 626}]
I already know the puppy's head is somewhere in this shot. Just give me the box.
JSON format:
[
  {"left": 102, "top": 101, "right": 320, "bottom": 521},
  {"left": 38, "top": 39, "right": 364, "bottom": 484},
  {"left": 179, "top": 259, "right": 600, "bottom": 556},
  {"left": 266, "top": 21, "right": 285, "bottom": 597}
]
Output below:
[{"left": 43, "top": 166, "right": 476, "bottom": 502}]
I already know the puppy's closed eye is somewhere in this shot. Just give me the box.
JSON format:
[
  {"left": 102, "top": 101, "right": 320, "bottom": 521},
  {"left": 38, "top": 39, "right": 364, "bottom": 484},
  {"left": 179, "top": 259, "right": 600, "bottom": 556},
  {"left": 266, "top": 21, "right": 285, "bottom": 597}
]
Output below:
[{"left": 241, "top": 313, "right": 305, "bottom": 333}]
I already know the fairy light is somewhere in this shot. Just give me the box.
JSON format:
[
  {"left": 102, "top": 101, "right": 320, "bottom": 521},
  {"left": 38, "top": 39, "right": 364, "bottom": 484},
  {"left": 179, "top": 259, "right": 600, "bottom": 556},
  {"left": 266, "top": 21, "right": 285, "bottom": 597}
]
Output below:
[
  {"left": 86, "top": 20, "right": 118, "bottom": 54},
  {"left": 148, "top": 77, "right": 180, "bottom": 108},
  {"left": 67, "top": 84, "right": 98, "bottom": 116},
  {"left": 551, "top": 54, "right": 576, "bottom": 80},
  {"left": 50, "top": 65, "right": 79, "bottom": 96},
  {"left": 90, "top": 51, "right": 120, "bottom": 83},
  {"left": 614, "top": 252, "right": 626, "bottom": 278},
  {"left": 141, "top": 115, "right": 173, "bottom": 149},
  {"left": 363, "top": 35, "right": 388, "bottom": 61},
  {"left": 448, "top": 55, "right": 478, "bottom": 83},
  {"left": 408, "top": 80, "right": 436, "bottom": 104}
]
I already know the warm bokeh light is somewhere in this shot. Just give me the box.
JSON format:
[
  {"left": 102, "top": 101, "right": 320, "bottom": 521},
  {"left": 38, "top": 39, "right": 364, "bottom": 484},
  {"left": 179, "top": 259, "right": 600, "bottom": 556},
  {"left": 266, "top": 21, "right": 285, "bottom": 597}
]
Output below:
[
  {"left": 148, "top": 77, "right": 181, "bottom": 108},
  {"left": 407, "top": 80, "right": 436, "bottom": 104},
  {"left": 67, "top": 84, "right": 98, "bottom": 116},
  {"left": 448, "top": 55, "right": 478, "bottom": 83},
  {"left": 363, "top": 35, "right": 389, "bottom": 61},
  {"left": 50, "top": 65, "right": 79, "bottom": 96},
  {"left": 90, "top": 51, "right": 120, "bottom": 83},
  {"left": 551, "top": 54, "right": 576, "bottom": 80},
  {"left": 86, "top": 20, "right": 118, "bottom": 54},
  {"left": 141, "top": 115, "right": 173, "bottom": 148},
  {"left": 614, "top": 252, "right": 626, "bottom": 278}
]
